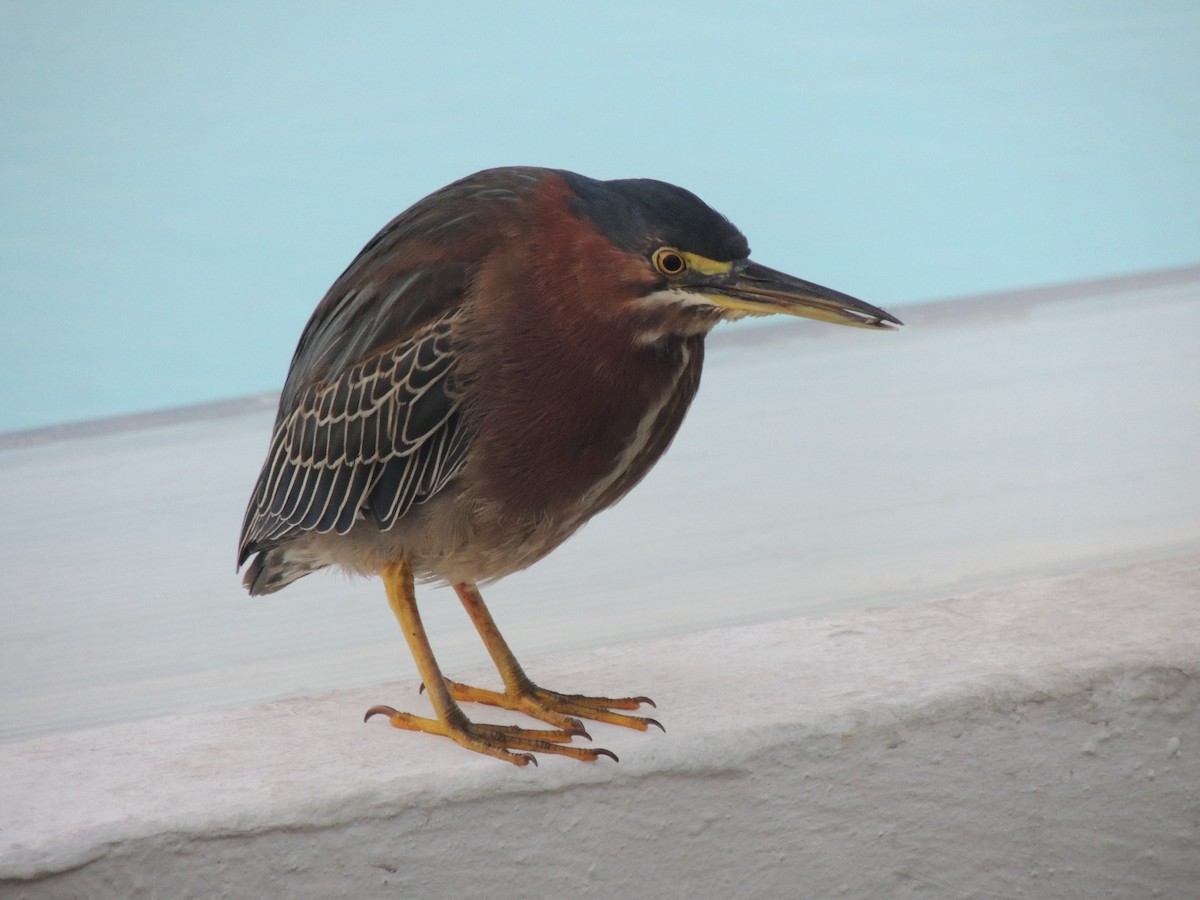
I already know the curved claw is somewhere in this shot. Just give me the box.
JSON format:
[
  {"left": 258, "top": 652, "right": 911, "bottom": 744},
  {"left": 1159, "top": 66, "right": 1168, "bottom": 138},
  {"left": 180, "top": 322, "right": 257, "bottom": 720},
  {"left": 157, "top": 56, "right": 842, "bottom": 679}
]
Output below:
[
  {"left": 645, "top": 717, "right": 665, "bottom": 733},
  {"left": 365, "top": 704, "right": 399, "bottom": 722}
]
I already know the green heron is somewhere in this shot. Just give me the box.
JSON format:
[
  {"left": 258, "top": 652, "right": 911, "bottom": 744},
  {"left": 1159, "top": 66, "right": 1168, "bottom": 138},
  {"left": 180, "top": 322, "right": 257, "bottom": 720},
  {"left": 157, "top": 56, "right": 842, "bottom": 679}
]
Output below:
[{"left": 239, "top": 167, "right": 900, "bottom": 765}]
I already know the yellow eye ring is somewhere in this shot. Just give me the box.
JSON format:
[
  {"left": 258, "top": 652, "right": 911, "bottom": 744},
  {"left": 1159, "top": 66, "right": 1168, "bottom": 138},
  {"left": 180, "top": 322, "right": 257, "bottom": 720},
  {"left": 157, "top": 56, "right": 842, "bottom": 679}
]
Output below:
[{"left": 652, "top": 247, "right": 687, "bottom": 276}]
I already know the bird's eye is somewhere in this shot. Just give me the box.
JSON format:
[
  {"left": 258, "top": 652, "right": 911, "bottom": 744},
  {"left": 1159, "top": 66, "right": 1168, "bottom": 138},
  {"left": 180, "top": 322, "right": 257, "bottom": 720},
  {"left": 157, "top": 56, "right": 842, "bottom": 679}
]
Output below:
[{"left": 652, "top": 247, "right": 687, "bottom": 276}]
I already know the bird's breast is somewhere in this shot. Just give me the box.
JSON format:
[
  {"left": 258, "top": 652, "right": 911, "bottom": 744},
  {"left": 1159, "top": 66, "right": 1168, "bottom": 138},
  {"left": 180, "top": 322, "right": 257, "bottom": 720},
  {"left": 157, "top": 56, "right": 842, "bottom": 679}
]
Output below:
[
  {"left": 465, "top": 329, "right": 705, "bottom": 528},
  {"left": 569, "top": 340, "right": 697, "bottom": 519}
]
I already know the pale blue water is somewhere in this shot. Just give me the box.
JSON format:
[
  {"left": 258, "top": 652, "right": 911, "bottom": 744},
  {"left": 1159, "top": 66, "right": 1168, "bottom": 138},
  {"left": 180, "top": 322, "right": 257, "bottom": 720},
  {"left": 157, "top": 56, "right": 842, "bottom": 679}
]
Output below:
[{"left": 2, "top": 2, "right": 1198, "bottom": 432}]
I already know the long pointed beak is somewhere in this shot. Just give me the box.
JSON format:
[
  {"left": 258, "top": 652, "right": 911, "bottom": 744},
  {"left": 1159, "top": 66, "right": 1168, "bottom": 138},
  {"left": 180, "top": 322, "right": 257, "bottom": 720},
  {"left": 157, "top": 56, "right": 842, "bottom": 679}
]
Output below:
[{"left": 701, "top": 260, "right": 902, "bottom": 330}]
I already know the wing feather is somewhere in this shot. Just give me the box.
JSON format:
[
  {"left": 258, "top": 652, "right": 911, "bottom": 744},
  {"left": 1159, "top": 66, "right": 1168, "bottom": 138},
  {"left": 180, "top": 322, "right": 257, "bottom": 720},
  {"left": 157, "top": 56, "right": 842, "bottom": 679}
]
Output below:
[{"left": 238, "top": 310, "right": 469, "bottom": 563}]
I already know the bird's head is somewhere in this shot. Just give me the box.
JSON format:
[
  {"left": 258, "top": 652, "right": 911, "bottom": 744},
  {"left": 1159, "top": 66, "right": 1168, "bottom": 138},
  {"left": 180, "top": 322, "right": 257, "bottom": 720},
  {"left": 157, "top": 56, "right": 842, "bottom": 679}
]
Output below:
[{"left": 556, "top": 171, "right": 902, "bottom": 344}]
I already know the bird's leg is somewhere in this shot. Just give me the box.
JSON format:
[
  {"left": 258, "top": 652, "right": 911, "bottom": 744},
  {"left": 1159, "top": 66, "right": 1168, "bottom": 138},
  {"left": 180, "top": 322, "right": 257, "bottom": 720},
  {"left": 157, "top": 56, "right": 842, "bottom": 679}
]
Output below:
[
  {"left": 443, "top": 581, "right": 663, "bottom": 734},
  {"left": 364, "top": 559, "right": 617, "bottom": 765}
]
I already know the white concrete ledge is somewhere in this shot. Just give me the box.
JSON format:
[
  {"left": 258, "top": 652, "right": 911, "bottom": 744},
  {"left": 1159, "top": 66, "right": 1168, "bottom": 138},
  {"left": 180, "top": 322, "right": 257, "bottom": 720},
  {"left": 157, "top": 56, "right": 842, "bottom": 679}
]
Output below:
[{"left": 2, "top": 554, "right": 1198, "bottom": 898}]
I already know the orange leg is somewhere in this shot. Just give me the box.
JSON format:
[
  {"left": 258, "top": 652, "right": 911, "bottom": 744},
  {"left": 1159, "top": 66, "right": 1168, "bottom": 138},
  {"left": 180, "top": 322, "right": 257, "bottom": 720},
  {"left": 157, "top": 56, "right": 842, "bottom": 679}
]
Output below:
[
  {"left": 440, "top": 581, "right": 663, "bottom": 735},
  {"left": 364, "top": 559, "right": 615, "bottom": 765}
]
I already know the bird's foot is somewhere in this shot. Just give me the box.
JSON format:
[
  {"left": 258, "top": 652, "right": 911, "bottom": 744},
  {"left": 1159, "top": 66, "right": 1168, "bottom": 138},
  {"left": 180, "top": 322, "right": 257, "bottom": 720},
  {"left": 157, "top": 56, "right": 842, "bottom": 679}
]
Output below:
[
  {"left": 440, "top": 679, "right": 664, "bottom": 734},
  {"left": 364, "top": 704, "right": 618, "bottom": 766}
]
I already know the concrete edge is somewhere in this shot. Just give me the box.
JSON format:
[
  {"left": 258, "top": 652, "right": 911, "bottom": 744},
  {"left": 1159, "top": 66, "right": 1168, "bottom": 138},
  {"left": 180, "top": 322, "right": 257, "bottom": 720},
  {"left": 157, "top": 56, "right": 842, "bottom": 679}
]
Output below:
[{"left": 1, "top": 553, "right": 1197, "bottom": 896}]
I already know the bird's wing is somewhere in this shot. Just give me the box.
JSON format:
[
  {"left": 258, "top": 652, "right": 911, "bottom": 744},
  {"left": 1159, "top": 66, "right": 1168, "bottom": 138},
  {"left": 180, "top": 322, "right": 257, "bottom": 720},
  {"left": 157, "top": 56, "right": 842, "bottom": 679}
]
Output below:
[
  {"left": 238, "top": 168, "right": 546, "bottom": 566},
  {"left": 238, "top": 305, "right": 471, "bottom": 563}
]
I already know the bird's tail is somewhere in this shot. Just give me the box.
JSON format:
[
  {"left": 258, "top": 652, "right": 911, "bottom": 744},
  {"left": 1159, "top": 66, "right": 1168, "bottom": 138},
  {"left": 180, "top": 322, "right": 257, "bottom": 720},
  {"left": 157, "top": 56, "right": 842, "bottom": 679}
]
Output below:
[{"left": 241, "top": 544, "right": 326, "bottom": 596}]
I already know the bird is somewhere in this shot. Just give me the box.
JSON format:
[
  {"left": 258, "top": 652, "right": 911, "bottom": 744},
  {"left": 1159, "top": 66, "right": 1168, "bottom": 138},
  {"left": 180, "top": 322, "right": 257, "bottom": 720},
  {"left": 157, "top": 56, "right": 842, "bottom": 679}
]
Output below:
[{"left": 238, "top": 166, "right": 901, "bottom": 766}]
